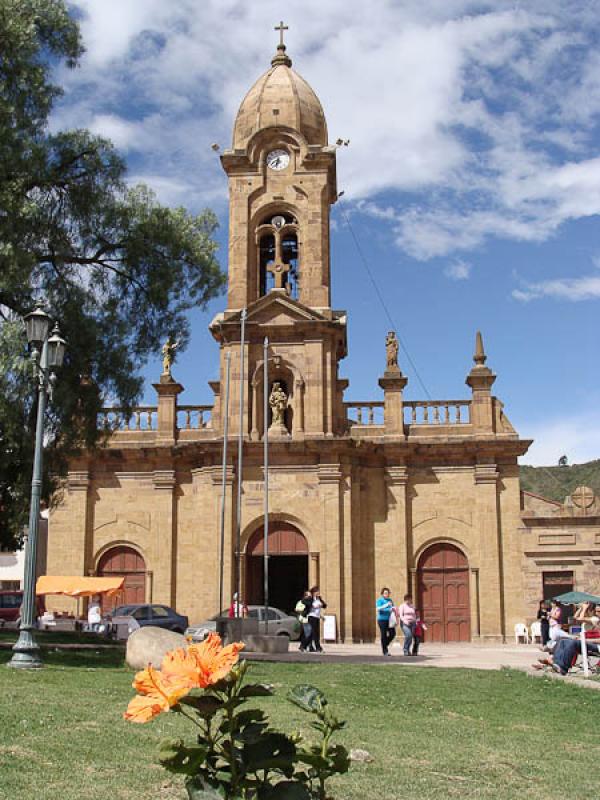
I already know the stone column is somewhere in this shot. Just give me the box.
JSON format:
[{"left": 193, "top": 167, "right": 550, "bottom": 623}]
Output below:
[
  {"left": 474, "top": 463, "right": 504, "bottom": 641},
  {"left": 378, "top": 368, "right": 408, "bottom": 437},
  {"left": 152, "top": 469, "right": 177, "bottom": 607},
  {"left": 153, "top": 377, "right": 184, "bottom": 445}
]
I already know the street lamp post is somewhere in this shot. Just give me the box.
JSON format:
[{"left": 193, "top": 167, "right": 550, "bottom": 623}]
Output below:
[{"left": 8, "top": 303, "right": 66, "bottom": 670}]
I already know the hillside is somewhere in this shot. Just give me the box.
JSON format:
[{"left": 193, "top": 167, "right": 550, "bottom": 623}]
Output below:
[{"left": 520, "top": 459, "right": 600, "bottom": 503}]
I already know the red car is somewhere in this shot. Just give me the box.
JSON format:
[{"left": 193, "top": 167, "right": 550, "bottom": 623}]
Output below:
[{"left": 0, "top": 590, "right": 45, "bottom": 624}]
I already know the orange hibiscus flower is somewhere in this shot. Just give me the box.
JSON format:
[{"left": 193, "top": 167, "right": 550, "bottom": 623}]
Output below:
[
  {"left": 162, "top": 633, "right": 244, "bottom": 689},
  {"left": 124, "top": 665, "right": 190, "bottom": 723}
]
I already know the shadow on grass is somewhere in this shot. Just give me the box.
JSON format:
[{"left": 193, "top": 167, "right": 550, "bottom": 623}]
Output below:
[{"left": 0, "top": 646, "right": 126, "bottom": 669}]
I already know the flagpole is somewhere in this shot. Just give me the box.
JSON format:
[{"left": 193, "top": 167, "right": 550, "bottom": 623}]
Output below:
[
  {"left": 234, "top": 308, "right": 246, "bottom": 617},
  {"left": 263, "top": 337, "right": 269, "bottom": 633},
  {"left": 218, "top": 351, "right": 231, "bottom": 618}
]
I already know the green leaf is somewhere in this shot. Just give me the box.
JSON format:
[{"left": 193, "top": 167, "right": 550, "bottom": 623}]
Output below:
[
  {"left": 158, "top": 738, "right": 208, "bottom": 776},
  {"left": 180, "top": 694, "right": 224, "bottom": 717},
  {"left": 257, "top": 781, "right": 311, "bottom": 799},
  {"left": 242, "top": 732, "right": 297, "bottom": 773},
  {"left": 287, "top": 685, "right": 327, "bottom": 714}
]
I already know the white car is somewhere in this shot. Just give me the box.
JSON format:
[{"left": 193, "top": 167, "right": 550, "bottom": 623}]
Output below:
[{"left": 186, "top": 605, "right": 301, "bottom": 642}]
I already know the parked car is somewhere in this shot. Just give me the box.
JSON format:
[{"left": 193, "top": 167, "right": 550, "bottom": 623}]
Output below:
[
  {"left": 109, "top": 603, "right": 189, "bottom": 634},
  {"left": 0, "top": 590, "right": 45, "bottom": 625},
  {"left": 186, "top": 605, "right": 301, "bottom": 643}
]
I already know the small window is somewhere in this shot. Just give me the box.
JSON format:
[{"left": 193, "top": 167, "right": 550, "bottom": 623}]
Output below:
[
  {"left": 151, "top": 605, "right": 169, "bottom": 618},
  {"left": 247, "top": 608, "right": 260, "bottom": 619},
  {"left": 132, "top": 606, "right": 150, "bottom": 621},
  {"left": 266, "top": 608, "right": 279, "bottom": 621},
  {"left": 1, "top": 593, "right": 21, "bottom": 609}
]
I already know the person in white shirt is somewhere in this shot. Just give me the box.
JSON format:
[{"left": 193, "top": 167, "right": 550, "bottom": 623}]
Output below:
[
  {"left": 307, "top": 586, "right": 327, "bottom": 653},
  {"left": 87, "top": 596, "right": 102, "bottom": 625}
]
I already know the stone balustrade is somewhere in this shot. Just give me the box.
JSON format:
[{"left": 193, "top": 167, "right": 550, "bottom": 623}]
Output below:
[
  {"left": 177, "top": 405, "right": 212, "bottom": 430},
  {"left": 403, "top": 400, "right": 471, "bottom": 425},
  {"left": 98, "top": 407, "right": 158, "bottom": 431},
  {"left": 344, "top": 401, "right": 385, "bottom": 426}
]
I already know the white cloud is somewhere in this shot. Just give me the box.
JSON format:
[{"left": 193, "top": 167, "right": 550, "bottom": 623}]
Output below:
[
  {"left": 513, "top": 274, "right": 600, "bottom": 302},
  {"left": 50, "top": 2, "right": 600, "bottom": 258},
  {"left": 444, "top": 260, "right": 471, "bottom": 280},
  {"left": 521, "top": 411, "right": 600, "bottom": 467}
]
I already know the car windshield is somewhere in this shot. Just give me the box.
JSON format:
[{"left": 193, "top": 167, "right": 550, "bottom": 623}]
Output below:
[{"left": 113, "top": 606, "right": 134, "bottom": 616}]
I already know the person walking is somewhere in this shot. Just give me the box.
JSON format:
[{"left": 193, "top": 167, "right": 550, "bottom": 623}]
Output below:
[
  {"left": 398, "top": 593, "right": 417, "bottom": 656},
  {"left": 295, "top": 591, "right": 312, "bottom": 652},
  {"left": 376, "top": 587, "right": 396, "bottom": 656},
  {"left": 412, "top": 611, "right": 426, "bottom": 655},
  {"left": 307, "top": 586, "right": 327, "bottom": 652},
  {"left": 537, "top": 600, "right": 550, "bottom": 645}
]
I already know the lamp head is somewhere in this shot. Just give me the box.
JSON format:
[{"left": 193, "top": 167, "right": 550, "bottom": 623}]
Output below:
[
  {"left": 46, "top": 324, "right": 66, "bottom": 368},
  {"left": 24, "top": 303, "right": 51, "bottom": 349}
]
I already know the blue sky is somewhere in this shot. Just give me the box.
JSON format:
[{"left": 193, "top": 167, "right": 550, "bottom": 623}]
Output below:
[{"left": 54, "top": 1, "right": 600, "bottom": 466}]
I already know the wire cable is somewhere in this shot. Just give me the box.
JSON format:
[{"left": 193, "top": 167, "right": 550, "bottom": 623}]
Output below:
[{"left": 338, "top": 203, "right": 432, "bottom": 399}]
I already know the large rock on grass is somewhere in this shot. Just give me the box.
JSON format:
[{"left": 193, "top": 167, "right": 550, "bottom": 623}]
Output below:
[{"left": 126, "top": 626, "right": 185, "bottom": 670}]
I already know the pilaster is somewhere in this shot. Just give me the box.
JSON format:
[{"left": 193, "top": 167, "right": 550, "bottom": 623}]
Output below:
[
  {"left": 382, "top": 465, "right": 410, "bottom": 598},
  {"left": 317, "top": 463, "right": 343, "bottom": 636},
  {"left": 474, "top": 462, "right": 504, "bottom": 641},
  {"left": 152, "top": 469, "right": 177, "bottom": 607}
]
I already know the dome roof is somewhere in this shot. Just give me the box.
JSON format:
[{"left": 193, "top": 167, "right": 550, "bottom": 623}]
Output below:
[{"left": 232, "top": 45, "right": 328, "bottom": 150}]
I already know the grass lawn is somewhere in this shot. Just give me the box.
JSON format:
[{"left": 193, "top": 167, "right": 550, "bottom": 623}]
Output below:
[{"left": 0, "top": 646, "right": 598, "bottom": 800}]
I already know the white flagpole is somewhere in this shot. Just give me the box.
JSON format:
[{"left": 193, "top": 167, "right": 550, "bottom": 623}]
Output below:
[
  {"left": 234, "top": 308, "right": 247, "bottom": 617},
  {"left": 263, "top": 337, "right": 269, "bottom": 633},
  {"left": 218, "top": 351, "right": 231, "bottom": 618}
]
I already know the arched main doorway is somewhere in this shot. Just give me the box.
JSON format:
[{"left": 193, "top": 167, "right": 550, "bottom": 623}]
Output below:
[
  {"left": 245, "top": 523, "right": 308, "bottom": 614},
  {"left": 417, "top": 543, "right": 470, "bottom": 642},
  {"left": 97, "top": 546, "right": 146, "bottom": 611}
]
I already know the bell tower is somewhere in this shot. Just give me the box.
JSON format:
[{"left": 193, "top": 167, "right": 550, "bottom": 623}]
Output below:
[
  {"left": 210, "top": 27, "right": 347, "bottom": 439},
  {"left": 221, "top": 28, "right": 337, "bottom": 310}
]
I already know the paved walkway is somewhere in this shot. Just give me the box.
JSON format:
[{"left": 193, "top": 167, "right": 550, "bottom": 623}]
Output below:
[{"left": 245, "top": 640, "right": 542, "bottom": 670}]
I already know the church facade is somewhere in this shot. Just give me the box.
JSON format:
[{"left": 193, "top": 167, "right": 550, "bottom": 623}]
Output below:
[{"left": 47, "top": 38, "right": 533, "bottom": 643}]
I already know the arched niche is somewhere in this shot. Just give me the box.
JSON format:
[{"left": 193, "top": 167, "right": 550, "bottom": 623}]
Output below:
[{"left": 250, "top": 356, "right": 305, "bottom": 439}]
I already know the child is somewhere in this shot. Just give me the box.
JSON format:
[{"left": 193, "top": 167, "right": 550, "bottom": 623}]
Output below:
[{"left": 412, "top": 612, "right": 427, "bottom": 655}]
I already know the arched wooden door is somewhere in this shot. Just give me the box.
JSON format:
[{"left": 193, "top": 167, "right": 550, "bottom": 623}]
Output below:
[
  {"left": 417, "top": 543, "right": 470, "bottom": 642},
  {"left": 246, "top": 523, "right": 308, "bottom": 614},
  {"left": 97, "top": 546, "right": 146, "bottom": 611}
]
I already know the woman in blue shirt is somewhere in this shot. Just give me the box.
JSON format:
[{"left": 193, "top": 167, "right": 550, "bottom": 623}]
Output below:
[{"left": 376, "top": 587, "right": 396, "bottom": 656}]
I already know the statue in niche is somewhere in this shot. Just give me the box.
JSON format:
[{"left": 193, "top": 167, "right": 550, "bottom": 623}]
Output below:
[
  {"left": 162, "top": 336, "right": 179, "bottom": 377},
  {"left": 268, "top": 381, "right": 288, "bottom": 432},
  {"left": 386, "top": 331, "right": 399, "bottom": 370}
]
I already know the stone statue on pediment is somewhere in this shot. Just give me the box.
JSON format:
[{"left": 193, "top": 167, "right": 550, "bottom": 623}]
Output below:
[
  {"left": 386, "top": 331, "right": 399, "bottom": 370},
  {"left": 269, "top": 381, "right": 287, "bottom": 428},
  {"left": 162, "top": 336, "right": 179, "bottom": 377}
]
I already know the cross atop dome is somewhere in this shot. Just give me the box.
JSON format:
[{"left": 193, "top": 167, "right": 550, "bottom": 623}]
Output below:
[{"left": 271, "top": 20, "right": 292, "bottom": 67}]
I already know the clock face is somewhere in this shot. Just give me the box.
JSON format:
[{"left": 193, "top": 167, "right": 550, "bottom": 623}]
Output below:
[{"left": 266, "top": 149, "right": 290, "bottom": 171}]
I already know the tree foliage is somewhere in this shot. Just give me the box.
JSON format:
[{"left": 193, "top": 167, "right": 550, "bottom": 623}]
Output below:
[{"left": 0, "top": 0, "right": 225, "bottom": 546}]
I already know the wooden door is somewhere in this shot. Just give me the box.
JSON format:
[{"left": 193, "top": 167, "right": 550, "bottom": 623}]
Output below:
[
  {"left": 418, "top": 543, "right": 470, "bottom": 642},
  {"left": 97, "top": 546, "right": 146, "bottom": 611}
]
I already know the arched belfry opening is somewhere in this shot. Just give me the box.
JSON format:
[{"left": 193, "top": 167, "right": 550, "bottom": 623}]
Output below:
[
  {"left": 257, "top": 212, "right": 299, "bottom": 298},
  {"left": 245, "top": 522, "right": 309, "bottom": 614}
]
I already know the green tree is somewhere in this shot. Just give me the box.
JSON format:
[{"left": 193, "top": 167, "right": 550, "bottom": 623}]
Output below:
[{"left": 0, "top": 0, "right": 224, "bottom": 547}]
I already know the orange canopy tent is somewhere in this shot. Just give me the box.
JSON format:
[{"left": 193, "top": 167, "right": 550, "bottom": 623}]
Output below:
[{"left": 36, "top": 575, "right": 125, "bottom": 597}]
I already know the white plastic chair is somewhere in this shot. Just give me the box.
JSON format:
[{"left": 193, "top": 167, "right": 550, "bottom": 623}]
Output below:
[
  {"left": 514, "top": 623, "right": 529, "bottom": 644},
  {"left": 530, "top": 620, "right": 542, "bottom": 643}
]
